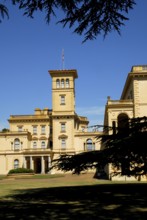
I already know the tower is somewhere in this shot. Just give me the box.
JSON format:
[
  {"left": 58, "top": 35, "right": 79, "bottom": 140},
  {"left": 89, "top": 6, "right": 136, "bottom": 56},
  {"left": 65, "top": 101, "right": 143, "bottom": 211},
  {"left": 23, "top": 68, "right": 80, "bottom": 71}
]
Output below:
[{"left": 49, "top": 69, "right": 78, "bottom": 154}]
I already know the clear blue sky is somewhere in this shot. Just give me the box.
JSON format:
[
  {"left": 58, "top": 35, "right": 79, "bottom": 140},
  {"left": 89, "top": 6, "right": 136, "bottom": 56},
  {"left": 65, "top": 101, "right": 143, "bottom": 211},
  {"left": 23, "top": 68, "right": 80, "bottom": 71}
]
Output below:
[{"left": 0, "top": 1, "right": 147, "bottom": 129}]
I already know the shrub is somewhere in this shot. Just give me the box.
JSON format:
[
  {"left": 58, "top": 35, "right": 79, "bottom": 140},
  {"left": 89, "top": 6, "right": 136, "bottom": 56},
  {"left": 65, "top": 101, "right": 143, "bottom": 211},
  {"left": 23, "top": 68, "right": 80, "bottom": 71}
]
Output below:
[{"left": 8, "top": 168, "right": 34, "bottom": 174}]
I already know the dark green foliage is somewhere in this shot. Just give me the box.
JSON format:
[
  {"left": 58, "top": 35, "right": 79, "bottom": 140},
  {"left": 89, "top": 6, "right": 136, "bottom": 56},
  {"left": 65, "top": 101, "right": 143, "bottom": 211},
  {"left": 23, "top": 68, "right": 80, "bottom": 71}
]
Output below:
[
  {"left": 53, "top": 117, "right": 147, "bottom": 178},
  {"left": 0, "top": 4, "right": 9, "bottom": 22},
  {"left": 1, "top": 128, "right": 9, "bottom": 132},
  {"left": 1, "top": 0, "right": 136, "bottom": 41},
  {"left": 8, "top": 168, "right": 34, "bottom": 174}
]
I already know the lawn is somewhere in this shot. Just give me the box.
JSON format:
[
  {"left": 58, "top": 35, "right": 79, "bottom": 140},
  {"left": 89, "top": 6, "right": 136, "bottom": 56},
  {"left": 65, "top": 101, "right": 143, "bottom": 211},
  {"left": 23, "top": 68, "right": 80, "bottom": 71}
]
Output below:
[{"left": 0, "top": 173, "right": 147, "bottom": 219}]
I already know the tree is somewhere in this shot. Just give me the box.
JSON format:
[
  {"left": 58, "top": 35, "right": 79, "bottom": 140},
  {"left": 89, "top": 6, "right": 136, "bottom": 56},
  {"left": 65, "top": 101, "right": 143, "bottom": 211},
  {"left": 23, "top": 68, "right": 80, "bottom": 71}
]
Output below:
[
  {"left": 52, "top": 117, "right": 147, "bottom": 179},
  {"left": 0, "top": 0, "right": 136, "bottom": 42},
  {"left": 1, "top": 128, "right": 9, "bottom": 132}
]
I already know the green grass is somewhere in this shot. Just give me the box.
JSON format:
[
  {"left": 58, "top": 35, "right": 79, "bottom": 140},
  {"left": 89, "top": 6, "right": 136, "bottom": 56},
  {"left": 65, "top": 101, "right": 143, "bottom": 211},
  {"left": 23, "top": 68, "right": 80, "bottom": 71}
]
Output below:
[
  {"left": 0, "top": 175, "right": 6, "bottom": 180},
  {"left": 0, "top": 173, "right": 147, "bottom": 219}
]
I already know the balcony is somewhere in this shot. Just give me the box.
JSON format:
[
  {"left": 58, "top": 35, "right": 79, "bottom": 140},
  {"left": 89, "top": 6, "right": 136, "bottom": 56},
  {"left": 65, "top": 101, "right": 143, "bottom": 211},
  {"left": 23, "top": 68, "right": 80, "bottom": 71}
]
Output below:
[{"left": 23, "top": 148, "right": 52, "bottom": 153}]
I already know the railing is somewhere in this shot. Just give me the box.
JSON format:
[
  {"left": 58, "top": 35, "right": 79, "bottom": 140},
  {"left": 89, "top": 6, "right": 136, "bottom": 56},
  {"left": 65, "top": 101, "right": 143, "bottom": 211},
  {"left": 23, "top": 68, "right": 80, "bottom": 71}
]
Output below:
[
  {"left": 23, "top": 148, "right": 52, "bottom": 152},
  {"left": 107, "top": 100, "right": 133, "bottom": 105}
]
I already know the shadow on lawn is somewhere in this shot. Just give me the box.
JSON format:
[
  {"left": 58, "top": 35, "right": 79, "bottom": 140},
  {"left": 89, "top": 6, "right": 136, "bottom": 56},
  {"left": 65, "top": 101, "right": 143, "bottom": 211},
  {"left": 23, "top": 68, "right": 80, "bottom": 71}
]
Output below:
[{"left": 1, "top": 183, "right": 147, "bottom": 219}]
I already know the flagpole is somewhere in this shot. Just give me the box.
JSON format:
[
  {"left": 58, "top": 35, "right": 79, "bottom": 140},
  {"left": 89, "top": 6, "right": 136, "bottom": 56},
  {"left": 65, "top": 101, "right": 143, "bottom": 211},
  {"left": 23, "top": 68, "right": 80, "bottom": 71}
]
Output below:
[{"left": 62, "top": 49, "right": 65, "bottom": 70}]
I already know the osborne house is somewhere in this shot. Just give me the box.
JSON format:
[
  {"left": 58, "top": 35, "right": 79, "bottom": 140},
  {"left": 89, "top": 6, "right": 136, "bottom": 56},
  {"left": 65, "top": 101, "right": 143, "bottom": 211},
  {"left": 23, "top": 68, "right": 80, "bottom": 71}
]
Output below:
[
  {"left": 0, "top": 69, "right": 101, "bottom": 175},
  {"left": 0, "top": 65, "right": 147, "bottom": 180}
]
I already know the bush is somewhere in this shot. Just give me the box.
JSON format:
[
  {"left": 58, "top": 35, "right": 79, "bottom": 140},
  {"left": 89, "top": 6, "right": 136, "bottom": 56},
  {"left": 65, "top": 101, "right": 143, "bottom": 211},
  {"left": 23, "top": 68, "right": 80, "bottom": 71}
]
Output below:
[{"left": 8, "top": 168, "right": 34, "bottom": 174}]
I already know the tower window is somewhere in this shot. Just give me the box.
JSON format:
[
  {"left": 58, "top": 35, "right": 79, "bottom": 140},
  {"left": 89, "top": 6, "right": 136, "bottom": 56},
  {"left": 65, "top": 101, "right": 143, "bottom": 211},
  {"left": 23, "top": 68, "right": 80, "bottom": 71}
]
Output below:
[
  {"left": 61, "top": 79, "right": 64, "bottom": 88},
  {"left": 66, "top": 79, "right": 69, "bottom": 88},
  {"left": 60, "top": 95, "right": 65, "bottom": 105},
  {"left": 56, "top": 79, "right": 60, "bottom": 88},
  {"left": 61, "top": 123, "right": 66, "bottom": 132}
]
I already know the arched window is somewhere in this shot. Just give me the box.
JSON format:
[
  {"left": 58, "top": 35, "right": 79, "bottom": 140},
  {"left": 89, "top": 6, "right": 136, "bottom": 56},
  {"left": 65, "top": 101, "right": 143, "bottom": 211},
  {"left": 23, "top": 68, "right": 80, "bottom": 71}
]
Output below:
[
  {"left": 14, "top": 138, "right": 20, "bottom": 150},
  {"left": 117, "top": 113, "right": 129, "bottom": 133},
  {"left": 41, "top": 141, "right": 46, "bottom": 148},
  {"left": 66, "top": 79, "right": 69, "bottom": 88},
  {"left": 61, "top": 79, "right": 64, "bottom": 88},
  {"left": 33, "top": 141, "right": 37, "bottom": 148},
  {"left": 85, "top": 139, "right": 95, "bottom": 151},
  {"left": 14, "top": 159, "right": 19, "bottom": 169},
  {"left": 56, "top": 79, "right": 60, "bottom": 88}
]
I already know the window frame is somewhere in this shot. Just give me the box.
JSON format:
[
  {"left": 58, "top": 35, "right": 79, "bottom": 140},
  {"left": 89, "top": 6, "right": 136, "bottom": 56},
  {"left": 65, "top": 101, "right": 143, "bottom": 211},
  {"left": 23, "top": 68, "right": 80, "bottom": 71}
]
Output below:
[
  {"left": 61, "top": 79, "right": 64, "bottom": 88},
  {"left": 56, "top": 79, "right": 60, "bottom": 88},
  {"left": 85, "top": 139, "right": 95, "bottom": 151},
  {"left": 33, "top": 125, "right": 37, "bottom": 134},
  {"left": 41, "top": 125, "right": 46, "bottom": 134},
  {"left": 61, "top": 139, "right": 66, "bottom": 149},
  {"left": 14, "top": 159, "right": 19, "bottom": 169},
  {"left": 66, "top": 78, "right": 69, "bottom": 88},
  {"left": 61, "top": 123, "right": 66, "bottom": 132},
  {"left": 18, "top": 126, "right": 23, "bottom": 132},
  {"left": 33, "top": 141, "right": 37, "bottom": 148},
  {"left": 60, "top": 95, "right": 65, "bottom": 105},
  {"left": 14, "top": 138, "right": 21, "bottom": 151},
  {"left": 41, "top": 141, "right": 46, "bottom": 149}
]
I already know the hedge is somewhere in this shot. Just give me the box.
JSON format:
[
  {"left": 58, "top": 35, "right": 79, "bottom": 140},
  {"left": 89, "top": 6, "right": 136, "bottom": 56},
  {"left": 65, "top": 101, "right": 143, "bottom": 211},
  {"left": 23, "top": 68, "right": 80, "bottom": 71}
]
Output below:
[{"left": 8, "top": 168, "right": 34, "bottom": 174}]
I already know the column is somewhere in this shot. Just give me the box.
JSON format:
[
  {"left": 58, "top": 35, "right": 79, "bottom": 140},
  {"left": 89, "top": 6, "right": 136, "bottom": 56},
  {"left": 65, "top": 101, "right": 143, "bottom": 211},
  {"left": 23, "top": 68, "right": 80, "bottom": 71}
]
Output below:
[
  {"left": 48, "top": 156, "right": 51, "bottom": 174},
  {"left": 30, "top": 156, "right": 34, "bottom": 170},
  {"left": 23, "top": 156, "right": 27, "bottom": 169},
  {"left": 41, "top": 156, "right": 45, "bottom": 174}
]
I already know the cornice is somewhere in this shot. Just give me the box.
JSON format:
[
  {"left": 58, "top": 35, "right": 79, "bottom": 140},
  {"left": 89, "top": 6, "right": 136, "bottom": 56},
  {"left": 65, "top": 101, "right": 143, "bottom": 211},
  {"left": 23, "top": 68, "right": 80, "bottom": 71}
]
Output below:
[
  {"left": 8, "top": 118, "right": 50, "bottom": 123},
  {"left": 49, "top": 69, "right": 78, "bottom": 78}
]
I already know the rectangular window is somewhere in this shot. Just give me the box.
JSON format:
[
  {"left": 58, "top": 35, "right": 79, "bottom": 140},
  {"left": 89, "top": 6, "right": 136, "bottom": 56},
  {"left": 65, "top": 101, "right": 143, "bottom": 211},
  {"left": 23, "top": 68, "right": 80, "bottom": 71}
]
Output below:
[
  {"left": 60, "top": 95, "right": 65, "bottom": 105},
  {"left": 41, "top": 125, "right": 46, "bottom": 134},
  {"left": 18, "top": 126, "right": 23, "bottom": 132},
  {"left": 41, "top": 141, "right": 46, "bottom": 149},
  {"left": 61, "top": 139, "right": 66, "bottom": 149},
  {"left": 33, "top": 141, "right": 37, "bottom": 148},
  {"left": 33, "top": 126, "right": 37, "bottom": 134},
  {"left": 61, "top": 123, "right": 66, "bottom": 132}
]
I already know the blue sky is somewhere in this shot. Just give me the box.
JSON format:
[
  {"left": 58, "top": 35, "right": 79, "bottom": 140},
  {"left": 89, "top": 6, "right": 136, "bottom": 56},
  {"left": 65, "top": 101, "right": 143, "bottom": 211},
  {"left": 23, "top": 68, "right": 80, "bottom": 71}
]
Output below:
[{"left": 0, "top": 1, "right": 147, "bottom": 129}]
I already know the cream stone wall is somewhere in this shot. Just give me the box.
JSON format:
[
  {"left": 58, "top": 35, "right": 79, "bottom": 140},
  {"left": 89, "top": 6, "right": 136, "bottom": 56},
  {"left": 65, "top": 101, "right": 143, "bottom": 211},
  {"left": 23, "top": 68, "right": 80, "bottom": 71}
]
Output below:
[
  {"left": 74, "top": 133, "right": 101, "bottom": 153},
  {"left": 52, "top": 118, "right": 75, "bottom": 151},
  {"left": 136, "top": 79, "right": 147, "bottom": 117},
  {"left": 0, "top": 156, "right": 7, "bottom": 174},
  {"left": 10, "top": 121, "right": 50, "bottom": 136},
  {"left": 52, "top": 91, "right": 75, "bottom": 114}
]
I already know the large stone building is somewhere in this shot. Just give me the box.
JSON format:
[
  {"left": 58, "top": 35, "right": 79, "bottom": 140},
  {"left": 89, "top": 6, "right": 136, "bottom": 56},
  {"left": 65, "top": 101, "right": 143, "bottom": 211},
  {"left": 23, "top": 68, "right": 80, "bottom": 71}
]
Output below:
[
  {"left": 0, "top": 69, "right": 101, "bottom": 175},
  {"left": 1, "top": 65, "right": 147, "bottom": 178}
]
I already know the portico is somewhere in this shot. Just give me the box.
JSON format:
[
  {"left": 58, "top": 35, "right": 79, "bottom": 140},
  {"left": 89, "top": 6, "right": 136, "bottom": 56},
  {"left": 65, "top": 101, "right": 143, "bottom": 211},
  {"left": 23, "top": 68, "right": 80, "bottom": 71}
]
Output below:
[{"left": 23, "top": 155, "right": 51, "bottom": 174}]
